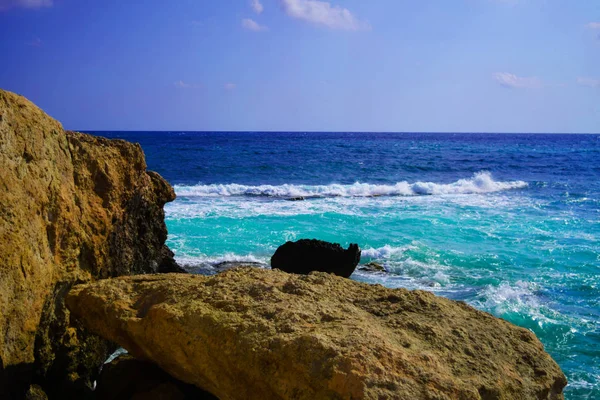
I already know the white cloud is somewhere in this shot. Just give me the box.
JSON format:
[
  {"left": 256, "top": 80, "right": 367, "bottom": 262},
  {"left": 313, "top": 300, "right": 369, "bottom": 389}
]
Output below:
[
  {"left": 224, "top": 83, "right": 237, "bottom": 90},
  {"left": 280, "top": 0, "right": 370, "bottom": 31},
  {"left": 242, "top": 18, "right": 268, "bottom": 31},
  {"left": 250, "top": 0, "right": 263, "bottom": 14},
  {"left": 585, "top": 22, "right": 600, "bottom": 30},
  {"left": 577, "top": 77, "right": 600, "bottom": 88},
  {"left": 0, "top": 0, "right": 52, "bottom": 11},
  {"left": 493, "top": 72, "right": 542, "bottom": 89}
]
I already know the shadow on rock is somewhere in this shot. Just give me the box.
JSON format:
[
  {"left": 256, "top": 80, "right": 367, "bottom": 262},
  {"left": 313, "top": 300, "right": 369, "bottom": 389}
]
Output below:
[{"left": 96, "top": 355, "right": 217, "bottom": 400}]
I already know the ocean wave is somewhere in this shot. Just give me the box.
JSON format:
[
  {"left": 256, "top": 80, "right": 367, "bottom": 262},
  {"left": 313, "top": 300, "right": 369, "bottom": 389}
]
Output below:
[
  {"left": 174, "top": 172, "right": 528, "bottom": 199},
  {"left": 164, "top": 192, "right": 536, "bottom": 220},
  {"left": 361, "top": 245, "right": 415, "bottom": 259},
  {"left": 473, "top": 281, "right": 560, "bottom": 328}
]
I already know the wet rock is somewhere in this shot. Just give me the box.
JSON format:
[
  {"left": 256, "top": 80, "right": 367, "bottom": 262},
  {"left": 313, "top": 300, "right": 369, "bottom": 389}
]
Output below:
[
  {"left": 271, "top": 239, "right": 361, "bottom": 278},
  {"left": 358, "top": 262, "right": 386, "bottom": 272},
  {"left": 213, "top": 261, "right": 265, "bottom": 270},
  {"left": 181, "top": 261, "right": 265, "bottom": 276},
  {"left": 67, "top": 268, "right": 567, "bottom": 400},
  {"left": 285, "top": 196, "right": 305, "bottom": 201}
]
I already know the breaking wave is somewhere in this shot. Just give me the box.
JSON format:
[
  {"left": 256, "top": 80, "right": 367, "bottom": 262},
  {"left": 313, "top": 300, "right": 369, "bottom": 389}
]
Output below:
[{"left": 174, "top": 172, "right": 527, "bottom": 199}]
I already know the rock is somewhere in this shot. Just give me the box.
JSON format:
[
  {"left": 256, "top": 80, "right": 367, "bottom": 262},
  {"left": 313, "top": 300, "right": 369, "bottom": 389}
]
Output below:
[
  {"left": 359, "top": 262, "right": 386, "bottom": 272},
  {"left": 66, "top": 268, "right": 567, "bottom": 400},
  {"left": 271, "top": 239, "right": 361, "bottom": 278},
  {"left": 24, "top": 385, "right": 48, "bottom": 400},
  {"left": 0, "top": 90, "right": 176, "bottom": 398},
  {"left": 213, "top": 261, "right": 265, "bottom": 270},
  {"left": 157, "top": 246, "right": 187, "bottom": 274},
  {"left": 181, "top": 261, "right": 265, "bottom": 276},
  {"left": 95, "top": 355, "right": 217, "bottom": 400}
]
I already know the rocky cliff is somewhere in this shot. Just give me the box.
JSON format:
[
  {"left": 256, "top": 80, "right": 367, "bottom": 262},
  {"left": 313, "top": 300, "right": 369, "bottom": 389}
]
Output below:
[
  {"left": 67, "top": 268, "right": 567, "bottom": 400},
  {"left": 0, "top": 89, "right": 177, "bottom": 398}
]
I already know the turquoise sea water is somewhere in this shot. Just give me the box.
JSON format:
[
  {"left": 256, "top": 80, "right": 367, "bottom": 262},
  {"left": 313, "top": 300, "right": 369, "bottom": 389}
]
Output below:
[{"left": 96, "top": 132, "right": 600, "bottom": 399}]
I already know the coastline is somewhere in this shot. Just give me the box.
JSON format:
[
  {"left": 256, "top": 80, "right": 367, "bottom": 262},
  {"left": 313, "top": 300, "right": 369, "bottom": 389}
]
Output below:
[{"left": 0, "top": 89, "right": 583, "bottom": 399}]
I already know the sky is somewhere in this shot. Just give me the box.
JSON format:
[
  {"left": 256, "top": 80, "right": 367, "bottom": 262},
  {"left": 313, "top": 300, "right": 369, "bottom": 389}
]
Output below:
[{"left": 0, "top": 0, "right": 598, "bottom": 133}]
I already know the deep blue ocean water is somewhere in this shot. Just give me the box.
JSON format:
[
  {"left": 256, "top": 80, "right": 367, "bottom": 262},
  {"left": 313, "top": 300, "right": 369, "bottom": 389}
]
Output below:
[{"left": 92, "top": 131, "right": 600, "bottom": 399}]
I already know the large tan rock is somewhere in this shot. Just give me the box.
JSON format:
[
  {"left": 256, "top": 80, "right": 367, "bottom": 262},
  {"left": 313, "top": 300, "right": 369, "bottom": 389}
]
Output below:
[
  {"left": 0, "top": 89, "right": 177, "bottom": 397},
  {"left": 67, "top": 268, "right": 567, "bottom": 400}
]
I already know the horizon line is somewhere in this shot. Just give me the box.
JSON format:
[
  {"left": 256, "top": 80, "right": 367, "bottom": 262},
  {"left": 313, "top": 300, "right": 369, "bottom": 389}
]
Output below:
[{"left": 76, "top": 130, "right": 600, "bottom": 135}]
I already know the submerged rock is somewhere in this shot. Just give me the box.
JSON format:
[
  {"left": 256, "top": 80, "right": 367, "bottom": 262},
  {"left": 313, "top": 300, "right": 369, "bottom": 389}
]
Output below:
[
  {"left": 213, "top": 261, "right": 265, "bottom": 270},
  {"left": 359, "top": 262, "right": 386, "bottom": 273},
  {"left": 181, "top": 261, "right": 266, "bottom": 276},
  {"left": 67, "top": 268, "right": 567, "bottom": 400},
  {"left": 0, "top": 89, "right": 177, "bottom": 398},
  {"left": 285, "top": 196, "right": 306, "bottom": 201},
  {"left": 271, "top": 239, "right": 361, "bottom": 278}
]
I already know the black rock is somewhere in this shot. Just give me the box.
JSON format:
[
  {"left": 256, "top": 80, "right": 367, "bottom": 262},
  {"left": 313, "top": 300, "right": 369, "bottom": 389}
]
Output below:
[
  {"left": 271, "top": 239, "right": 361, "bottom": 278},
  {"left": 156, "top": 246, "right": 187, "bottom": 274},
  {"left": 95, "top": 355, "right": 217, "bottom": 400}
]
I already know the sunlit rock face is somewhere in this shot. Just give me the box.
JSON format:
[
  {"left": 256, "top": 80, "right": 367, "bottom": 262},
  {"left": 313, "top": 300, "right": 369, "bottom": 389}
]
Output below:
[
  {"left": 68, "top": 267, "right": 567, "bottom": 400},
  {"left": 0, "top": 89, "right": 177, "bottom": 398}
]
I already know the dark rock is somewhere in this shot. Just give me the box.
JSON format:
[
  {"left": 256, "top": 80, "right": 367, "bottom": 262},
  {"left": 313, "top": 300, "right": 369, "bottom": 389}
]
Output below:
[
  {"left": 213, "top": 261, "right": 264, "bottom": 271},
  {"left": 24, "top": 385, "right": 48, "bottom": 400},
  {"left": 156, "top": 246, "right": 186, "bottom": 273},
  {"left": 271, "top": 239, "right": 360, "bottom": 278},
  {"left": 182, "top": 261, "right": 265, "bottom": 276},
  {"left": 95, "top": 355, "right": 217, "bottom": 400},
  {"left": 359, "top": 262, "right": 386, "bottom": 273}
]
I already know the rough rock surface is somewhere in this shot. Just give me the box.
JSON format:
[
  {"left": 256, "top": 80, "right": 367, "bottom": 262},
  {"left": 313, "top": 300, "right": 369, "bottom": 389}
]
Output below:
[
  {"left": 0, "top": 89, "right": 177, "bottom": 398},
  {"left": 271, "top": 239, "right": 361, "bottom": 278},
  {"left": 95, "top": 354, "right": 217, "bottom": 400},
  {"left": 67, "top": 268, "right": 567, "bottom": 400}
]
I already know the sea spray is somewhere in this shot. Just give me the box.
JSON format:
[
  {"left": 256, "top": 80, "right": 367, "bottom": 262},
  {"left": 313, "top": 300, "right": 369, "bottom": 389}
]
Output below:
[{"left": 173, "top": 171, "right": 528, "bottom": 198}]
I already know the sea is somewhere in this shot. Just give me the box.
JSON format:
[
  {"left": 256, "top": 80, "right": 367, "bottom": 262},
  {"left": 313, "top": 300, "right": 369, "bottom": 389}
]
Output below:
[{"left": 92, "top": 131, "right": 599, "bottom": 399}]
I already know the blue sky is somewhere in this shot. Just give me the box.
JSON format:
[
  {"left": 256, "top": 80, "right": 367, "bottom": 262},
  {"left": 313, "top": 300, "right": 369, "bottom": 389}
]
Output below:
[{"left": 0, "top": 0, "right": 598, "bottom": 132}]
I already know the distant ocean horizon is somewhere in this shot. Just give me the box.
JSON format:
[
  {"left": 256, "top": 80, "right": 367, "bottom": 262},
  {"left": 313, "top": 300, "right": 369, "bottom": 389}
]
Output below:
[
  {"left": 93, "top": 131, "right": 600, "bottom": 399},
  {"left": 83, "top": 130, "right": 600, "bottom": 135}
]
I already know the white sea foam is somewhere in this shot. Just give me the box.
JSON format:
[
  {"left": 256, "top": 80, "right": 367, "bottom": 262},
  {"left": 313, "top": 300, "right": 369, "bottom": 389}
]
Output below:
[
  {"left": 474, "top": 281, "right": 559, "bottom": 327},
  {"left": 164, "top": 192, "right": 536, "bottom": 220},
  {"left": 361, "top": 245, "right": 415, "bottom": 259},
  {"left": 174, "top": 172, "right": 528, "bottom": 199},
  {"left": 478, "top": 281, "right": 538, "bottom": 309},
  {"left": 164, "top": 196, "right": 367, "bottom": 219}
]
